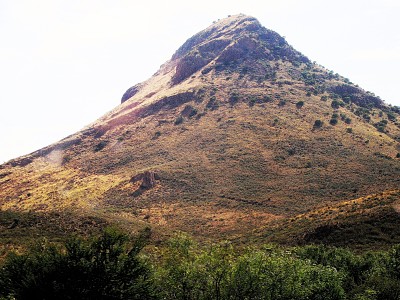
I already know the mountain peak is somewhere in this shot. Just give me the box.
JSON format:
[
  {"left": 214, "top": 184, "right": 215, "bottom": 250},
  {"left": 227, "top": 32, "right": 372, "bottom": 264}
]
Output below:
[
  {"left": 121, "top": 14, "right": 311, "bottom": 103},
  {"left": 171, "top": 14, "right": 261, "bottom": 60},
  {"left": 168, "top": 14, "right": 309, "bottom": 85}
]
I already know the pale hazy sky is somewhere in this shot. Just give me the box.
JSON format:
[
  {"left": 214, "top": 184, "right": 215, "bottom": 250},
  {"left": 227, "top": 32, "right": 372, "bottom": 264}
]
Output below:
[{"left": 1, "top": 0, "right": 399, "bottom": 163}]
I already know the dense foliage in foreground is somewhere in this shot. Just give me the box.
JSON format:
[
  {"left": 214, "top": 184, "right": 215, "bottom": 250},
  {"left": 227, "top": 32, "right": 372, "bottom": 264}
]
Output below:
[{"left": 1, "top": 229, "right": 400, "bottom": 300}]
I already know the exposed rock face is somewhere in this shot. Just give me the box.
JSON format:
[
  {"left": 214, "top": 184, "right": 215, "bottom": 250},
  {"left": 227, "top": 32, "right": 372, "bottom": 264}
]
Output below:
[
  {"left": 121, "top": 83, "right": 143, "bottom": 103},
  {"left": 329, "top": 84, "right": 383, "bottom": 108},
  {"left": 131, "top": 171, "right": 159, "bottom": 189},
  {"left": 168, "top": 15, "right": 309, "bottom": 85}
]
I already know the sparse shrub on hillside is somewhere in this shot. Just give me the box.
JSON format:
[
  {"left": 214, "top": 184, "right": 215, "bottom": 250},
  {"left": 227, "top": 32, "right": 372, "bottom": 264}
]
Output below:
[
  {"left": 387, "top": 111, "right": 397, "bottom": 121},
  {"left": 342, "top": 96, "right": 351, "bottom": 104},
  {"left": 391, "top": 106, "right": 400, "bottom": 114},
  {"left": 374, "top": 120, "right": 388, "bottom": 133},
  {"left": 301, "top": 70, "right": 317, "bottom": 86},
  {"left": 330, "top": 118, "right": 338, "bottom": 125},
  {"left": 62, "top": 155, "right": 71, "bottom": 165},
  {"left": 206, "top": 96, "right": 219, "bottom": 110},
  {"left": 331, "top": 100, "right": 340, "bottom": 109},
  {"left": 321, "top": 95, "right": 328, "bottom": 101},
  {"left": 314, "top": 119, "right": 323, "bottom": 128},
  {"left": 363, "top": 114, "right": 371, "bottom": 122},
  {"left": 278, "top": 100, "right": 286, "bottom": 107},
  {"left": 174, "top": 116, "right": 184, "bottom": 125},
  {"left": 355, "top": 107, "right": 371, "bottom": 122},
  {"left": 263, "top": 95, "right": 272, "bottom": 102},
  {"left": 249, "top": 96, "right": 257, "bottom": 107},
  {"left": 153, "top": 131, "right": 161, "bottom": 139},
  {"left": 94, "top": 140, "right": 108, "bottom": 152},
  {"left": 181, "top": 105, "right": 198, "bottom": 118},
  {"left": 229, "top": 92, "right": 240, "bottom": 106},
  {"left": 346, "top": 127, "right": 353, "bottom": 133},
  {"left": 296, "top": 101, "right": 304, "bottom": 108}
]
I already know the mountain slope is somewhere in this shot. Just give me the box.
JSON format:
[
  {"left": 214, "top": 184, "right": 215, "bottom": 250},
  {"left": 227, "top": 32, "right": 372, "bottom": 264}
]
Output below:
[{"left": 1, "top": 14, "right": 400, "bottom": 247}]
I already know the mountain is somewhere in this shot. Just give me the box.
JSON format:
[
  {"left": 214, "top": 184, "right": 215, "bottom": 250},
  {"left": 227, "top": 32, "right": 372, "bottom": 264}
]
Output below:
[{"left": 1, "top": 14, "right": 400, "bottom": 249}]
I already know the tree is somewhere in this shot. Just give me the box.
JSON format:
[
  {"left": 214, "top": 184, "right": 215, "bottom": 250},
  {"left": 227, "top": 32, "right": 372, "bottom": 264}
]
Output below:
[{"left": 0, "top": 227, "right": 155, "bottom": 300}]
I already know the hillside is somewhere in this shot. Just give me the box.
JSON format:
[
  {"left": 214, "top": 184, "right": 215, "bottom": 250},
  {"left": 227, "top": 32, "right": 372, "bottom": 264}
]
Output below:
[
  {"left": 254, "top": 189, "right": 400, "bottom": 250},
  {"left": 1, "top": 14, "right": 400, "bottom": 249}
]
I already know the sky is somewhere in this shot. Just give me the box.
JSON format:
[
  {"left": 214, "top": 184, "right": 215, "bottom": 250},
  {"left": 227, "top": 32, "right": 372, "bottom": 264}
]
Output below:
[{"left": 1, "top": 0, "right": 399, "bottom": 163}]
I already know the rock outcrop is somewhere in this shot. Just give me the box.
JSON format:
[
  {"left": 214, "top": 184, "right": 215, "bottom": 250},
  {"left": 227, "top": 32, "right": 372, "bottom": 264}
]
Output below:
[{"left": 131, "top": 171, "right": 159, "bottom": 190}]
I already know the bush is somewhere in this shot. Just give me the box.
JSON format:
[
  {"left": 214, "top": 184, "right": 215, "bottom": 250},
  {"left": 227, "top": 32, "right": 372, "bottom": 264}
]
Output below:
[
  {"left": 206, "top": 96, "right": 219, "bottom": 110},
  {"left": 330, "top": 118, "right": 338, "bottom": 125},
  {"left": 314, "top": 120, "right": 323, "bottom": 128},
  {"left": 296, "top": 101, "right": 304, "bottom": 109},
  {"left": 156, "top": 237, "right": 346, "bottom": 300},
  {"left": 94, "top": 140, "right": 108, "bottom": 152},
  {"left": 227, "top": 250, "right": 345, "bottom": 300},
  {"left": 278, "top": 100, "right": 286, "bottom": 107},
  {"left": 374, "top": 120, "right": 387, "bottom": 133},
  {"left": 387, "top": 112, "right": 396, "bottom": 121},
  {"left": 331, "top": 100, "right": 340, "bottom": 109},
  {"left": 0, "top": 228, "right": 155, "bottom": 300},
  {"left": 229, "top": 92, "right": 240, "bottom": 106}
]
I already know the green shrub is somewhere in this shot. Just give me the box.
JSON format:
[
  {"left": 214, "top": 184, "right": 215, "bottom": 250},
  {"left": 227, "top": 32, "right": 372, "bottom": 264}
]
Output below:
[
  {"left": 156, "top": 238, "right": 346, "bottom": 300},
  {"left": 314, "top": 120, "right": 323, "bottom": 128},
  {"left": 374, "top": 120, "right": 388, "bottom": 133},
  {"left": 296, "top": 101, "right": 304, "bottom": 108},
  {"left": 229, "top": 92, "right": 240, "bottom": 106},
  {"left": 0, "top": 228, "right": 155, "bottom": 300},
  {"left": 206, "top": 96, "right": 219, "bottom": 110},
  {"left": 278, "top": 100, "right": 286, "bottom": 107},
  {"left": 331, "top": 100, "right": 340, "bottom": 109},
  {"left": 387, "top": 112, "right": 396, "bottom": 121},
  {"left": 330, "top": 118, "right": 338, "bottom": 125},
  {"left": 94, "top": 140, "right": 108, "bottom": 152}
]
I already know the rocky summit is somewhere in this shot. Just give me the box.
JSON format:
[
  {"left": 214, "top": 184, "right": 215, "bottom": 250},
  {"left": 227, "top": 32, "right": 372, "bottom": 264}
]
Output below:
[{"left": 1, "top": 15, "right": 400, "bottom": 249}]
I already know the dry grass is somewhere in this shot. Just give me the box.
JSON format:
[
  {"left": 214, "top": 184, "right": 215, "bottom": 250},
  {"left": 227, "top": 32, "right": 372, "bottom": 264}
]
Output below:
[{"left": 254, "top": 190, "right": 400, "bottom": 251}]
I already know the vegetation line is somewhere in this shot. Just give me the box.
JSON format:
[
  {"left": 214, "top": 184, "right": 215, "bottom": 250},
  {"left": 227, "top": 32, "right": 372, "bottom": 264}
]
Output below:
[{"left": 1, "top": 228, "right": 400, "bottom": 299}]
